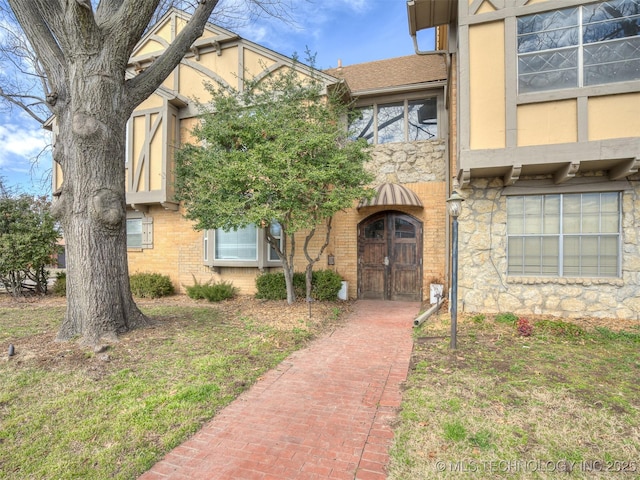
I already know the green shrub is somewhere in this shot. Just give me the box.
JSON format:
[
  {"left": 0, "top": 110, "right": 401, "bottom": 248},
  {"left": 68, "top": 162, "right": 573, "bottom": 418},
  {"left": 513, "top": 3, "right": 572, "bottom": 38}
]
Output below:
[
  {"left": 186, "top": 279, "right": 238, "bottom": 302},
  {"left": 129, "top": 273, "right": 174, "bottom": 298},
  {"left": 494, "top": 312, "right": 518, "bottom": 324},
  {"left": 534, "top": 319, "right": 585, "bottom": 337},
  {"left": 293, "top": 272, "right": 306, "bottom": 298},
  {"left": 51, "top": 271, "right": 66, "bottom": 297},
  {"left": 471, "top": 313, "right": 486, "bottom": 324},
  {"left": 255, "top": 270, "right": 342, "bottom": 301},
  {"left": 255, "top": 272, "right": 287, "bottom": 300},
  {"left": 311, "top": 269, "right": 343, "bottom": 301}
]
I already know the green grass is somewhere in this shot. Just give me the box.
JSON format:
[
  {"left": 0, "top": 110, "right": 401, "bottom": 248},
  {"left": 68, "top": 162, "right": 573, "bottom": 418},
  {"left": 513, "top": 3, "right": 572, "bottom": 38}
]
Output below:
[
  {"left": 0, "top": 300, "right": 347, "bottom": 479},
  {"left": 388, "top": 313, "right": 640, "bottom": 479}
]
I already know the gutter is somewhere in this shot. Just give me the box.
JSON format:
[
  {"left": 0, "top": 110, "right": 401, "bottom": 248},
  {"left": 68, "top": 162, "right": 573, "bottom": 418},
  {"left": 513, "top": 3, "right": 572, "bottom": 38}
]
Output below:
[{"left": 413, "top": 298, "right": 444, "bottom": 327}]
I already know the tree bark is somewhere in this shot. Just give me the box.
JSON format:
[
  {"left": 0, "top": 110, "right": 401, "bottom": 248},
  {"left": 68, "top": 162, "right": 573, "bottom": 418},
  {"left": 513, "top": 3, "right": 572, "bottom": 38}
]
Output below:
[
  {"left": 7, "top": 0, "right": 220, "bottom": 346},
  {"left": 51, "top": 49, "right": 150, "bottom": 345}
]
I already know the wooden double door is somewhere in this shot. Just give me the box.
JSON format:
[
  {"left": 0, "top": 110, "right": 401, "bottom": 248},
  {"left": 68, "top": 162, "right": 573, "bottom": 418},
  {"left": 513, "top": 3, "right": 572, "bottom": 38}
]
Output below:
[{"left": 358, "top": 212, "right": 423, "bottom": 301}]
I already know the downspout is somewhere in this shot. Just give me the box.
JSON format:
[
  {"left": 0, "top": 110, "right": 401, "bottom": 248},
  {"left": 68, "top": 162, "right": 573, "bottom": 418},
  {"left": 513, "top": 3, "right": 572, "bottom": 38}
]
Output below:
[{"left": 411, "top": 34, "right": 453, "bottom": 297}]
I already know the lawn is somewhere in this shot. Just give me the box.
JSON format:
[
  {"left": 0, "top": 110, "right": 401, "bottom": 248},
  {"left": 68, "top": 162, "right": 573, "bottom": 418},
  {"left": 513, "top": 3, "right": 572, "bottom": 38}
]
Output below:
[
  {"left": 388, "top": 312, "right": 640, "bottom": 479},
  {"left": 0, "top": 296, "right": 348, "bottom": 479}
]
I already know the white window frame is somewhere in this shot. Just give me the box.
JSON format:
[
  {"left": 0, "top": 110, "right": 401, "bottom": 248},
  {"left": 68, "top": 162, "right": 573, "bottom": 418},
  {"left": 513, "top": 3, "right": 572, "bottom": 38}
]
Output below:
[
  {"left": 506, "top": 192, "right": 621, "bottom": 278},
  {"left": 203, "top": 224, "right": 283, "bottom": 268}
]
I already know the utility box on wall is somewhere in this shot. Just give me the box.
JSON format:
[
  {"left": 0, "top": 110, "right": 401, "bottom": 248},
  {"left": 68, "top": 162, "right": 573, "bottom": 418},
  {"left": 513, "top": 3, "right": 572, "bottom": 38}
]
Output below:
[{"left": 430, "top": 283, "right": 443, "bottom": 304}]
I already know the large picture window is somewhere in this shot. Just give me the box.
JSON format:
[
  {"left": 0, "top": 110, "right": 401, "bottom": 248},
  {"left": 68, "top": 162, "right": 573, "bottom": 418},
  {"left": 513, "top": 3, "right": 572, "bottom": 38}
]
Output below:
[
  {"left": 204, "top": 223, "right": 283, "bottom": 267},
  {"left": 507, "top": 192, "right": 620, "bottom": 277},
  {"left": 517, "top": 0, "right": 640, "bottom": 93},
  {"left": 350, "top": 97, "right": 438, "bottom": 144},
  {"left": 215, "top": 225, "right": 258, "bottom": 261}
]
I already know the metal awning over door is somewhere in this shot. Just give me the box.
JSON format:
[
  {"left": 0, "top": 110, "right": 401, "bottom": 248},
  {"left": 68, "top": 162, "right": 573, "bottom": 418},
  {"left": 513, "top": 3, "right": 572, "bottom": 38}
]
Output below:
[{"left": 358, "top": 183, "right": 423, "bottom": 209}]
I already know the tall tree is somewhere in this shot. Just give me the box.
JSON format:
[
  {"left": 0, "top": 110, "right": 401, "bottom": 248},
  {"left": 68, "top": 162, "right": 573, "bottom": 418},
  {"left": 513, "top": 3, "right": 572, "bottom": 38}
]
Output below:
[
  {"left": 1, "top": 0, "right": 259, "bottom": 346},
  {"left": 175, "top": 58, "right": 373, "bottom": 304},
  {"left": 0, "top": 179, "right": 60, "bottom": 297}
]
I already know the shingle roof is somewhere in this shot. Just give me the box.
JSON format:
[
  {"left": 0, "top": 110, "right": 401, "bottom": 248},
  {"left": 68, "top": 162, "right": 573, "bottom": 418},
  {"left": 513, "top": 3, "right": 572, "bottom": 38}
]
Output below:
[{"left": 324, "top": 54, "right": 446, "bottom": 94}]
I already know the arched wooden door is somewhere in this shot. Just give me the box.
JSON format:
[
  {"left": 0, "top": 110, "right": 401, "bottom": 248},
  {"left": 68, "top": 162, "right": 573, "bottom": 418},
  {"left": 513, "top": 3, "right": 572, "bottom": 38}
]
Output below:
[{"left": 358, "top": 212, "right": 423, "bottom": 301}]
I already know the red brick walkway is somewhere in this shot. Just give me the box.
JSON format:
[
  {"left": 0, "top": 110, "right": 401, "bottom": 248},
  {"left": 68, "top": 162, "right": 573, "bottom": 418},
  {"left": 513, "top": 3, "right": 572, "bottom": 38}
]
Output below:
[{"left": 139, "top": 300, "right": 419, "bottom": 480}]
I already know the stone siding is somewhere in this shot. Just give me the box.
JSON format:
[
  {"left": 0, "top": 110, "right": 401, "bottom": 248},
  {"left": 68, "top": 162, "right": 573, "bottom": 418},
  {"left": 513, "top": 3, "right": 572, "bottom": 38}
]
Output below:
[
  {"left": 366, "top": 140, "right": 446, "bottom": 184},
  {"left": 457, "top": 177, "right": 640, "bottom": 320}
]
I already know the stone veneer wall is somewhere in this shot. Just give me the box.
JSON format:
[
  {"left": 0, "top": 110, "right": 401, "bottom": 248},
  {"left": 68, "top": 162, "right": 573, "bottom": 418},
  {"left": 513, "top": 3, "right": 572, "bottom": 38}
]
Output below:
[
  {"left": 365, "top": 140, "right": 446, "bottom": 184},
  {"left": 457, "top": 177, "right": 640, "bottom": 320}
]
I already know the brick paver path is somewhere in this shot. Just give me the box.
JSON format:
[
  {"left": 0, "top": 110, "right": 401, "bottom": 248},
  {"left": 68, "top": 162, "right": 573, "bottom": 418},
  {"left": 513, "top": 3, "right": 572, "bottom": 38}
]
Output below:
[{"left": 139, "top": 300, "right": 419, "bottom": 480}]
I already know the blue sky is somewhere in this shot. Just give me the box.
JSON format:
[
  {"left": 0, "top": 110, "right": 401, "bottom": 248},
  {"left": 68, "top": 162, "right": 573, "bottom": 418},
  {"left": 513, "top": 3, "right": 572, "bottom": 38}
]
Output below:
[{"left": 0, "top": 0, "right": 434, "bottom": 195}]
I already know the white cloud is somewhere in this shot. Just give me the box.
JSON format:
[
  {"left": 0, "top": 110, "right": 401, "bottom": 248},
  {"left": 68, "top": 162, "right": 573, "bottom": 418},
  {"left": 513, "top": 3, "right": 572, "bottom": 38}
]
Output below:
[{"left": 0, "top": 122, "right": 50, "bottom": 168}]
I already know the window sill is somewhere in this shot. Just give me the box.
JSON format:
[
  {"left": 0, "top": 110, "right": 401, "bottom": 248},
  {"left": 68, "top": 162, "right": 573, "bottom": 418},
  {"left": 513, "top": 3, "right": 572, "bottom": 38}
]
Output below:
[
  {"left": 507, "top": 276, "right": 623, "bottom": 287},
  {"left": 127, "top": 247, "right": 143, "bottom": 252}
]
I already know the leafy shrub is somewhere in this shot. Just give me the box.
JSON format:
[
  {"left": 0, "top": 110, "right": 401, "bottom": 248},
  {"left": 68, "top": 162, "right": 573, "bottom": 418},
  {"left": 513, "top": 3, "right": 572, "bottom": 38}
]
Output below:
[
  {"left": 534, "top": 319, "right": 585, "bottom": 337},
  {"left": 311, "top": 269, "right": 343, "bottom": 301},
  {"left": 186, "top": 279, "right": 238, "bottom": 302},
  {"left": 494, "top": 312, "right": 518, "bottom": 324},
  {"left": 517, "top": 317, "right": 533, "bottom": 337},
  {"left": 255, "top": 270, "right": 342, "bottom": 301},
  {"left": 129, "top": 273, "right": 174, "bottom": 298},
  {"left": 255, "top": 272, "right": 287, "bottom": 300},
  {"left": 51, "top": 271, "right": 66, "bottom": 297}
]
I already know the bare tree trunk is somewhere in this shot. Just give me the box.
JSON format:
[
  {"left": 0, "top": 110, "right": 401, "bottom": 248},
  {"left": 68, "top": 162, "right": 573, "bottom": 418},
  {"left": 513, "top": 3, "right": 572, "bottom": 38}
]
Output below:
[
  {"left": 52, "top": 65, "right": 149, "bottom": 346},
  {"left": 5, "top": 0, "right": 222, "bottom": 345}
]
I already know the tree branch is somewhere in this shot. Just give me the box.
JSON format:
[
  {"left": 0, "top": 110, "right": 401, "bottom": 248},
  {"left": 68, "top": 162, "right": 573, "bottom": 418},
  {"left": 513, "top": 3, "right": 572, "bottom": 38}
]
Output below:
[
  {"left": 95, "top": 0, "right": 125, "bottom": 26},
  {"left": 123, "top": 0, "right": 220, "bottom": 112},
  {"left": 6, "top": 1, "right": 66, "bottom": 98},
  {"left": 0, "top": 86, "right": 48, "bottom": 124}
]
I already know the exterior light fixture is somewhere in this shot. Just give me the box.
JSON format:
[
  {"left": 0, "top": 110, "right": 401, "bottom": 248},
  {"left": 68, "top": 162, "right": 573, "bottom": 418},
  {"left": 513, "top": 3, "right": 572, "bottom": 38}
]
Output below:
[{"left": 446, "top": 190, "right": 464, "bottom": 349}]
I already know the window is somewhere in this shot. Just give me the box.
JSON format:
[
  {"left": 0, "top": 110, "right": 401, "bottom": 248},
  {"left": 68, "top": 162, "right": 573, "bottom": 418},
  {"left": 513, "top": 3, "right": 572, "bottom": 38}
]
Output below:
[
  {"left": 507, "top": 192, "right": 620, "bottom": 277},
  {"left": 204, "top": 223, "right": 283, "bottom": 267},
  {"left": 350, "top": 97, "right": 438, "bottom": 144},
  {"left": 215, "top": 224, "right": 258, "bottom": 260},
  {"left": 517, "top": 0, "right": 640, "bottom": 94},
  {"left": 268, "top": 223, "right": 283, "bottom": 262},
  {"left": 126, "top": 213, "right": 153, "bottom": 249}
]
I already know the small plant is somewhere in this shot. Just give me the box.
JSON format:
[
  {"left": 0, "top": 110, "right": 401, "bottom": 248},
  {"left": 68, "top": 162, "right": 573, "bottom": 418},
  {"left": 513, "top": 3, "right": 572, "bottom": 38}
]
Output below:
[
  {"left": 534, "top": 319, "right": 585, "bottom": 337},
  {"left": 494, "top": 312, "right": 518, "bottom": 324},
  {"left": 517, "top": 317, "right": 533, "bottom": 337},
  {"left": 129, "top": 272, "right": 174, "bottom": 298},
  {"left": 471, "top": 313, "right": 486, "bottom": 324},
  {"left": 443, "top": 420, "right": 467, "bottom": 442},
  {"left": 186, "top": 278, "right": 238, "bottom": 302},
  {"left": 51, "top": 271, "right": 66, "bottom": 297}
]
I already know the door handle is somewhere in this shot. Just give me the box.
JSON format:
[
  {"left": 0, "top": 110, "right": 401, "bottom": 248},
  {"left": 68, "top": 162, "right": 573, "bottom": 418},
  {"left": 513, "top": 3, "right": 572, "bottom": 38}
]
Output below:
[{"left": 384, "top": 256, "right": 389, "bottom": 266}]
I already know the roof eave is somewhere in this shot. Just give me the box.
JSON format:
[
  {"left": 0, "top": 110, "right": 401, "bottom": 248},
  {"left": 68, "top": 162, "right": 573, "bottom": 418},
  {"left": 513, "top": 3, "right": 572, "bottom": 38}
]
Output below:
[{"left": 407, "top": 0, "right": 457, "bottom": 34}]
